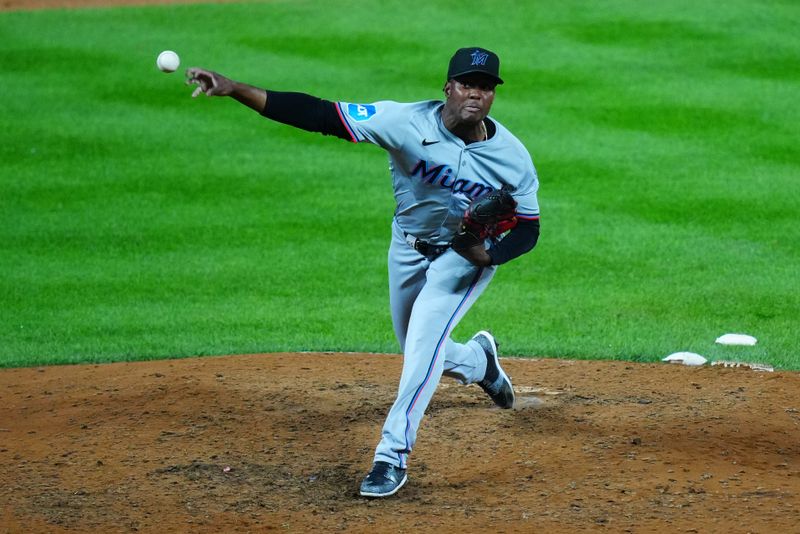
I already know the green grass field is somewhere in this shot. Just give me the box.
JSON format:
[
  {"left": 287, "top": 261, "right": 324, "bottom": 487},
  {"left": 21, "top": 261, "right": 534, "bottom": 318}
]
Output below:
[{"left": 1, "top": 0, "right": 798, "bottom": 369}]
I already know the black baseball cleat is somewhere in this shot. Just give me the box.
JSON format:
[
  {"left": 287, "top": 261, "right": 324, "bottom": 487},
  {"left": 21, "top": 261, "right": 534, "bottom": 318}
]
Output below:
[
  {"left": 474, "top": 331, "right": 515, "bottom": 409},
  {"left": 359, "top": 461, "right": 408, "bottom": 498}
]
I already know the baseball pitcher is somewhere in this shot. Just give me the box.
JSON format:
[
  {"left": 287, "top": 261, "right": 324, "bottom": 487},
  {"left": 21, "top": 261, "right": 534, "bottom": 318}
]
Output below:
[{"left": 186, "top": 46, "right": 540, "bottom": 498}]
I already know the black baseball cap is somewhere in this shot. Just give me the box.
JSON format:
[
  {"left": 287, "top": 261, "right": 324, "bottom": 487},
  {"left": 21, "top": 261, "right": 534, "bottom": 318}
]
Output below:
[{"left": 447, "top": 47, "right": 504, "bottom": 85}]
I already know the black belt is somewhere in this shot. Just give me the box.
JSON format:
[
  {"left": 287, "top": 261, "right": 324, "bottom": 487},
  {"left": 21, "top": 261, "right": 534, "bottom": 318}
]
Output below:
[{"left": 404, "top": 232, "right": 450, "bottom": 259}]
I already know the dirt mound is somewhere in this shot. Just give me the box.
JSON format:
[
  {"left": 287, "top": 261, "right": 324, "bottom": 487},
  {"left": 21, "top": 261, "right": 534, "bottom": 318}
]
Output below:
[{"left": 1, "top": 353, "right": 798, "bottom": 532}]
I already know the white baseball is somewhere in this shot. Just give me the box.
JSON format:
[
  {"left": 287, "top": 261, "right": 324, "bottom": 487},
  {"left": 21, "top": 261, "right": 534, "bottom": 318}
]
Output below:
[{"left": 156, "top": 50, "right": 180, "bottom": 73}]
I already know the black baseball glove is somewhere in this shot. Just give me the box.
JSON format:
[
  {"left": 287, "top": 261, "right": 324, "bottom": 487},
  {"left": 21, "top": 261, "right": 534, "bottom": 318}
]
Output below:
[{"left": 451, "top": 186, "right": 518, "bottom": 252}]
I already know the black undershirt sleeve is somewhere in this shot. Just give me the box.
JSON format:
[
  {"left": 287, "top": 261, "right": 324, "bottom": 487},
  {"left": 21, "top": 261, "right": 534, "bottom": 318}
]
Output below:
[
  {"left": 260, "top": 90, "right": 352, "bottom": 141},
  {"left": 487, "top": 218, "right": 540, "bottom": 265}
]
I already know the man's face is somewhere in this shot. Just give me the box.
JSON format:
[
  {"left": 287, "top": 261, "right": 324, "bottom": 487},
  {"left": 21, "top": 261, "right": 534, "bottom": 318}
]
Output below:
[{"left": 444, "top": 74, "right": 497, "bottom": 124}]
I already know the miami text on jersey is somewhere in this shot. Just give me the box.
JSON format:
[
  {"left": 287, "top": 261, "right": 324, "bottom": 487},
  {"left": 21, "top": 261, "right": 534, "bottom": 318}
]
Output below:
[{"left": 411, "top": 159, "right": 492, "bottom": 199}]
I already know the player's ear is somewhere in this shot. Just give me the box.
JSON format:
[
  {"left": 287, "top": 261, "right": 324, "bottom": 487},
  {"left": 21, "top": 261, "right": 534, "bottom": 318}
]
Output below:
[{"left": 443, "top": 81, "right": 452, "bottom": 97}]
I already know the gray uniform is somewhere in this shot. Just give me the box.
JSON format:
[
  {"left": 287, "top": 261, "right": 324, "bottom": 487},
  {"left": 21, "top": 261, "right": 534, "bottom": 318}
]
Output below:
[{"left": 338, "top": 99, "right": 540, "bottom": 468}]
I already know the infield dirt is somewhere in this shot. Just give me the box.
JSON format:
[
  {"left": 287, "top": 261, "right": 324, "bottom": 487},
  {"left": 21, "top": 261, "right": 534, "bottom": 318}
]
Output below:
[
  {"left": 1, "top": 353, "right": 799, "bottom": 533},
  {"left": 0, "top": 0, "right": 239, "bottom": 9}
]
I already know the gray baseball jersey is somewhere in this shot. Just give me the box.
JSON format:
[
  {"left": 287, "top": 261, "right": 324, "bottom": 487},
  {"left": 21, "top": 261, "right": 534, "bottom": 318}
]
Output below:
[{"left": 336, "top": 100, "right": 540, "bottom": 243}]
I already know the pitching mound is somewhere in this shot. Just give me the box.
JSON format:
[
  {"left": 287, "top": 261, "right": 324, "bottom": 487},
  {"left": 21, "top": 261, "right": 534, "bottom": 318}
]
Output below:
[{"left": 1, "top": 353, "right": 798, "bottom": 532}]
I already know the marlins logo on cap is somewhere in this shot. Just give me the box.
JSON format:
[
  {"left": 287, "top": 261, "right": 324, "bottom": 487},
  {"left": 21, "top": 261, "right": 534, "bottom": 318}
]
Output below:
[
  {"left": 447, "top": 47, "right": 503, "bottom": 84},
  {"left": 470, "top": 49, "right": 489, "bottom": 66}
]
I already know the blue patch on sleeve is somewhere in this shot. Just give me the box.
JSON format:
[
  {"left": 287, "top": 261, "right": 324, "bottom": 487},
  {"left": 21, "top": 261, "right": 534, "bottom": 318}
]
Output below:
[{"left": 347, "top": 103, "right": 377, "bottom": 122}]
